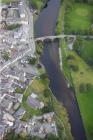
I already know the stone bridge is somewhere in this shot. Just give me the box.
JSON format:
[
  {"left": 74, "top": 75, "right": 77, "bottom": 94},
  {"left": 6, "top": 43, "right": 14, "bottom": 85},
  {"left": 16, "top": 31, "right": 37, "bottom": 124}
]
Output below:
[
  {"left": 35, "top": 34, "right": 93, "bottom": 42},
  {"left": 35, "top": 34, "right": 76, "bottom": 42}
]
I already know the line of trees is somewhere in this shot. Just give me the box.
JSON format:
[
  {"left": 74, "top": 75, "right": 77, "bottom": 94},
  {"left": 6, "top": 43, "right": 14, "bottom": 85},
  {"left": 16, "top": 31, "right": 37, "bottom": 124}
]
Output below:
[{"left": 75, "top": 0, "right": 93, "bottom": 4}]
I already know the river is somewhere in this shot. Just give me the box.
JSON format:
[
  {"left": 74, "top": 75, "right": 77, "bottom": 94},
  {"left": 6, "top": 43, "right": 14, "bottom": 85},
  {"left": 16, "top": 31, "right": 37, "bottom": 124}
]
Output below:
[{"left": 35, "top": 0, "right": 86, "bottom": 140}]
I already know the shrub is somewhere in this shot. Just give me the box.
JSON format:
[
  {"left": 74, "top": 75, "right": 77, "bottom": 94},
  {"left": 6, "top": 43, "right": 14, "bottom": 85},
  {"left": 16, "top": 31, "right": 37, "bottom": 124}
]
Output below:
[
  {"left": 28, "top": 57, "right": 37, "bottom": 65},
  {"left": 6, "top": 24, "right": 21, "bottom": 30},
  {"left": 69, "top": 64, "right": 79, "bottom": 72},
  {"left": 86, "top": 83, "right": 93, "bottom": 91},
  {"left": 79, "top": 83, "right": 87, "bottom": 93},
  {"left": 79, "top": 83, "right": 93, "bottom": 93},
  {"left": 44, "top": 89, "right": 50, "bottom": 98}
]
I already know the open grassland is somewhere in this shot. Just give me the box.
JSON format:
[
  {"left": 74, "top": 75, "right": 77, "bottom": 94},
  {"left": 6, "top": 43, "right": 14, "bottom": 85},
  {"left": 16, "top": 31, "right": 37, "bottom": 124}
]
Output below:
[
  {"left": 79, "top": 39, "right": 93, "bottom": 66},
  {"left": 65, "top": 3, "right": 93, "bottom": 34},
  {"left": 69, "top": 51, "right": 93, "bottom": 140},
  {"left": 60, "top": 39, "right": 93, "bottom": 140}
]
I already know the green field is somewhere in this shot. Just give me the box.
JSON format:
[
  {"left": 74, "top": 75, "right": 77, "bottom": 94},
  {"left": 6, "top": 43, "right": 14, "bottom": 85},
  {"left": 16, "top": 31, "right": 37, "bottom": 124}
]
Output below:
[
  {"left": 70, "top": 52, "right": 93, "bottom": 140},
  {"left": 60, "top": 39, "right": 93, "bottom": 140},
  {"left": 65, "top": 3, "right": 93, "bottom": 34},
  {"left": 79, "top": 39, "right": 93, "bottom": 66}
]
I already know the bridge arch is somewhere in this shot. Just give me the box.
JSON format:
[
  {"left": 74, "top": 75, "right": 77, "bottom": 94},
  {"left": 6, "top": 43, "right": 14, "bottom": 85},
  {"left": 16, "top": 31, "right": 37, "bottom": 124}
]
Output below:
[{"left": 44, "top": 38, "right": 53, "bottom": 42}]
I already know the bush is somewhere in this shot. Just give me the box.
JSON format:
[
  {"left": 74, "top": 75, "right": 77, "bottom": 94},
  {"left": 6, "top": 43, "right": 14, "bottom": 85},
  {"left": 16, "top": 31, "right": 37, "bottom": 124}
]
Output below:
[
  {"left": 15, "top": 87, "right": 25, "bottom": 94},
  {"left": 36, "top": 42, "right": 43, "bottom": 55},
  {"left": 44, "top": 89, "right": 50, "bottom": 98},
  {"left": 42, "top": 100, "right": 53, "bottom": 113},
  {"left": 40, "top": 73, "right": 48, "bottom": 80},
  {"left": 73, "top": 37, "right": 83, "bottom": 55},
  {"left": 69, "top": 64, "right": 79, "bottom": 71},
  {"left": 1, "top": 50, "right": 10, "bottom": 61},
  {"left": 79, "top": 83, "right": 93, "bottom": 93},
  {"left": 6, "top": 24, "right": 21, "bottom": 30},
  {"left": 86, "top": 83, "right": 93, "bottom": 91},
  {"left": 67, "top": 54, "right": 75, "bottom": 61},
  {"left": 37, "top": 63, "right": 42, "bottom": 69},
  {"left": 28, "top": 57, "right": 37, "bottom": 65},
  {"left": 79, "top": 83, "right": 87, "bottom": 93}
]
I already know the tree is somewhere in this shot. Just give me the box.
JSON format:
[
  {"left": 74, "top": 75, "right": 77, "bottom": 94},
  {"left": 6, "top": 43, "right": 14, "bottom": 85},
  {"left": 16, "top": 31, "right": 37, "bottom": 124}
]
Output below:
[
  {"left": 73, "top": 37, "right": 83, "bottom": 55},
  {"left": 69, "top": 64, "right": 79, "bottom": 72},
  {"left": 44, "top": 89, "right": 50, "bottom": 98},
  {"left": 45, "top": 134, "right": 60, "bottom": 140},
  {"left": 4, "top": 131, "right": 42, "bottom": 140},
  {"left": 79, "top": 83, "right": 87, "bottom": 93},
  {"left": 28, "top": 57, "right": 37, "bottom": 65}
]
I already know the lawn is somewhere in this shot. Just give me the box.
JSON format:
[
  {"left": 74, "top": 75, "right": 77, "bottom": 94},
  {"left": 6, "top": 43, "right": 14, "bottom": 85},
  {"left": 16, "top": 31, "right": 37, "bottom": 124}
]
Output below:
[
  {"left": 60, "top": 39, "right": 93, "bottom": 140},
  {"left": 79, "top": 39, "right": 93, "bottom": 66},
  {"left": 68, "top": 51, "right": 93, "bottom": 140},
  {"left": 65, "top": 3, "right": 93, "bottom": 34}
]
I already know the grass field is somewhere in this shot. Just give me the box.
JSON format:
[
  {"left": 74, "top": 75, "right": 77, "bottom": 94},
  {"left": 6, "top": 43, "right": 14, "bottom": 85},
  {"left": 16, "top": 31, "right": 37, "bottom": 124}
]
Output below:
[
  {"left": 79, "top": 39, "right": 93, "bottom": 66},
  {"left": 65, "top": 3, "right": 93, "bottom": 34},
  {"left": 60, "top": 39, "right": 93, "bottom": 140},
  {"left": 69, "top": 52, "right": 93, "bottom": 140}
]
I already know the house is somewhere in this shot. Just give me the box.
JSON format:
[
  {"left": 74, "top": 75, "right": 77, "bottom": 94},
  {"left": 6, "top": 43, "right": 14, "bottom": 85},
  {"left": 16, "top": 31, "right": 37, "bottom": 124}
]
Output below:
[
  {"left": 27, "top": 94, "right": 44, "bottom": 109},
  {"left": 1, "top": 8, "right": 8, "bottom": 18},
  {"left": 15, "top": 94, "right": 23, "bottom": 103},
  {"left": 19, "top": 2, "right": 25, "bottom": 19},
  {"left": 0, "top": 21, "right": 7, "bottom": 29},
  {"left": 0, "top": 125, "right": 5, "bottom": 140},
  {"left": 3, "top": 113, "right": 15, "bottom": 127},
  {"left": 14, "top": 107, "right": 26, "bottom": 119},
  {"left": 1, "top": 98, "right": 13, "bottom": 111},
  {"left": 31, "top": 93, "right": 38, "bottom": 99}
]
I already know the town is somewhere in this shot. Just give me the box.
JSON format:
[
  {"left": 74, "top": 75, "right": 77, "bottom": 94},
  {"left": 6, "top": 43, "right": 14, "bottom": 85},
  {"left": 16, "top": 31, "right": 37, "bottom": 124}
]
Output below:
[
  {"left": 0, "top": 0, "right": 58, "bottom": 139},
  {"left": 1, "top": 0, "right": 93, "bottom": 140}
]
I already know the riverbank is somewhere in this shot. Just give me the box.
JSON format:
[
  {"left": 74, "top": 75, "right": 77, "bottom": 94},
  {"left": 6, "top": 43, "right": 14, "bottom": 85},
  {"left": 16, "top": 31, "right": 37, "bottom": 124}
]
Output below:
[
  {"left": 28, "top": 0, "right": 48, "bottom": 12},
  {"left": 37, "top": 43, "right": 73, "bottom": 140},
  {"left": 55, "top": 0, "right": 65, "bottom": 34},
  {"left": 59, "top": 39, "right": 71, "bottom": 82},
  {"left": 59, "top": 38, "right": 93, "bottom": 140},
  {"left": 21, "top": 41, "right": 73, "bottom": 140},
  {"left": 70, "top": 52, "right": 93, "bottom": 140},
  {"left": 35, "top": 0, "right": 87, "bottom": 139}
]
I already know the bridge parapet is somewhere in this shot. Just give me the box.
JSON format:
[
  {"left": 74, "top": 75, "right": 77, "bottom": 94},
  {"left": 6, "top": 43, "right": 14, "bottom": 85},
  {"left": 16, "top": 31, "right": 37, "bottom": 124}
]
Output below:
[{"left": 35, "top": 34, "right": 76, "bottom": 42}]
